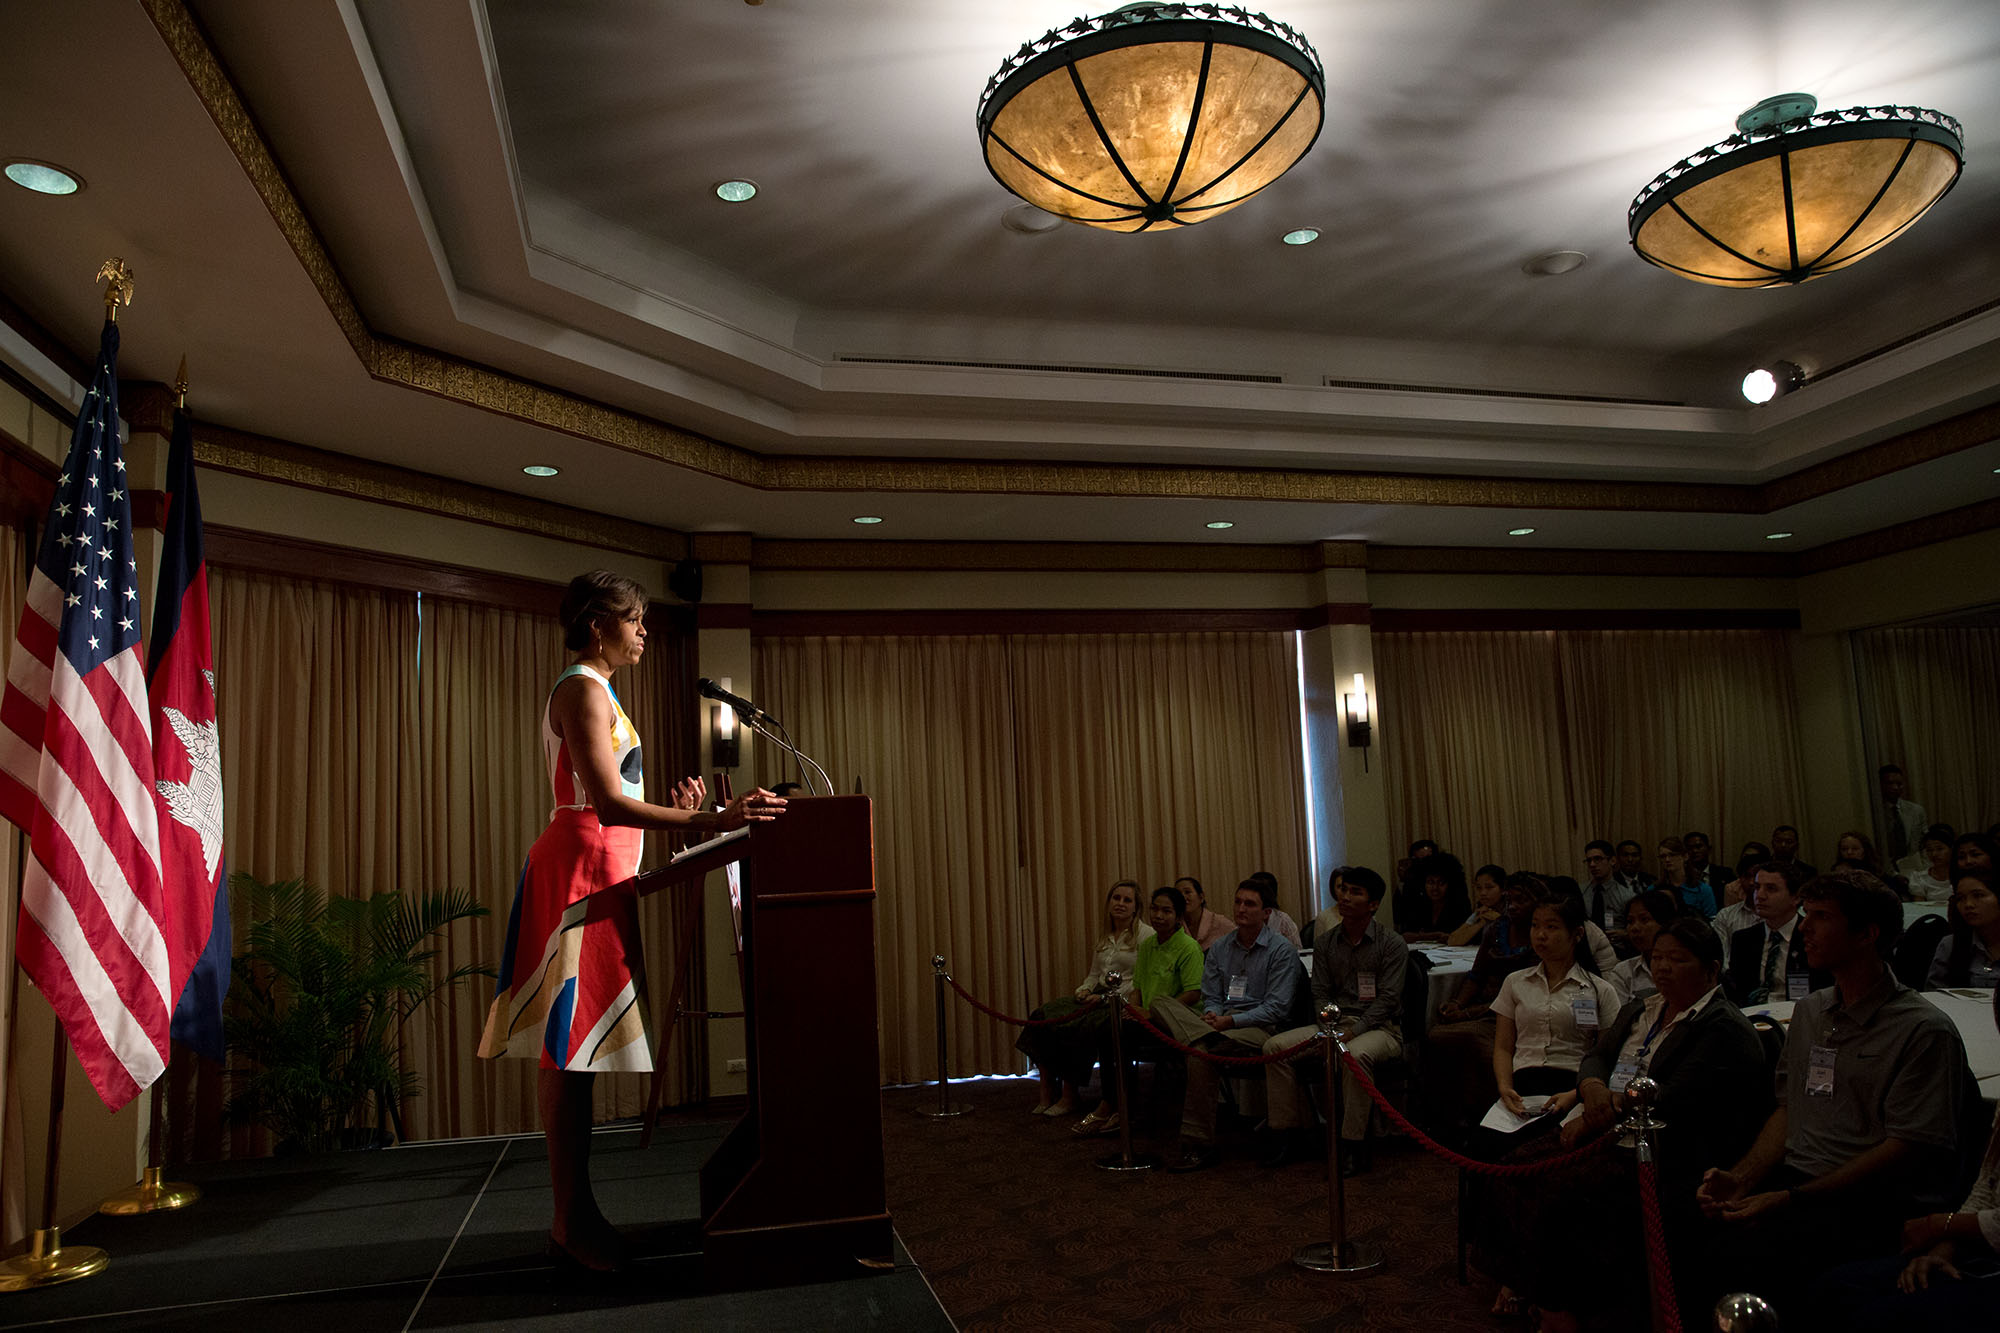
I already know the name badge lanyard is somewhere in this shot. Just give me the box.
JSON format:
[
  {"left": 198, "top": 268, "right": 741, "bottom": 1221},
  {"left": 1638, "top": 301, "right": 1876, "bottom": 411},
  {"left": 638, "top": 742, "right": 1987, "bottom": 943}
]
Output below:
[{"left": 1611, "top": 1008, "right": 1673, "bottom": 1093}]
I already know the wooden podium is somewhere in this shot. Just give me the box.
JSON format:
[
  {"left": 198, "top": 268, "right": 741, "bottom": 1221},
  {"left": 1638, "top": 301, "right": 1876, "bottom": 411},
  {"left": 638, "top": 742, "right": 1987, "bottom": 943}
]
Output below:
[{"left": 635, "top": 795, "right": 891, "bottom": 1287}]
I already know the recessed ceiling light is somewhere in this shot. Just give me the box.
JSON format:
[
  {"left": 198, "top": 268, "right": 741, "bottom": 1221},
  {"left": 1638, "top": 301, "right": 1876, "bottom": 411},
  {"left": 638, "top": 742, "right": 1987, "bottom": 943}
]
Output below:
[
  {"left": 1765, "top": 531, "right": 1794, "bottom": 540},
  {"left": 1205, "top": 520, "right": 1235, "bottom": 529},
  {"left": 1281, "top": 228, "right": 1320, "bottom": 246},
  {"left": 1521, "top": 250, "right": 1586, "bottom": 276},
  {"left": 852, "top": 515, "right": 884, "bottom": 525},
  {"left": 1001, "top": 203, "right": 1065, "bottom": 234},
  {"left": 714, "top": 180, "right": 757, "bottom": 203},
  {"left": 1508, "top": 527, "right": 1536, "bottom": 536},
  {"left": 4, "top": 161, "right": 81, "bottom": 195},
  {"left": 521, "top": 464, "right": 559, "bottom": 477}
]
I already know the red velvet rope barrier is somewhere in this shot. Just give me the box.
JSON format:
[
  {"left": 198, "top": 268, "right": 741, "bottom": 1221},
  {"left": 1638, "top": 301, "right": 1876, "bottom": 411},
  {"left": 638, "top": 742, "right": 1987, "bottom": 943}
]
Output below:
[
  {"left": 1637, "top": 1157, "right": 1685, "bottom": 1333},
  {"left": 1338, "top": 1050, "right": 1619, "bottom": 1178},
  {"left": 944, "top": 973, "right": 1105, "bottom": 1028}
]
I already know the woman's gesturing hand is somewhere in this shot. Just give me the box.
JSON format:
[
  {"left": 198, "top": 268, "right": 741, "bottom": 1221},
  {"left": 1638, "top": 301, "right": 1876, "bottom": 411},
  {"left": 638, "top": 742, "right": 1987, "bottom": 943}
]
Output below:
[{"left": 672, "top": 776, "right": 706, "bottom": 811}]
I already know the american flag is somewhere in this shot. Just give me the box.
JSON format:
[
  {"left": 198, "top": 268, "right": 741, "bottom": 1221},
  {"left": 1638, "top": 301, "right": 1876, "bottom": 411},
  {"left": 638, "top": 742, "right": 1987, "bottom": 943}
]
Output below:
[{"left": 0, "top": 321, "right": 169, "bottom": 1111}]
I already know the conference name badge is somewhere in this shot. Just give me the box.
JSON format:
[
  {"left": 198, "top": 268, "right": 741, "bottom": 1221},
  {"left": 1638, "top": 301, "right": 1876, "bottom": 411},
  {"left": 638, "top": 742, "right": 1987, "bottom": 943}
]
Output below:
[
  {"left": 1609, "top": 1059, "right": 1640, "bottom": 1095},
  {"left": 1787, "top": 972, "right": 1810, "bottom": 1001},
  {"left": 1807, "top": 1044, "right": 1836, "bottom": 1097},
  {"left": 1228, "top": 973, "right": 1249, "bottom": 1002},
  {"left": 1358, "top": 971, "right": 1377, "bottom": 1001}
]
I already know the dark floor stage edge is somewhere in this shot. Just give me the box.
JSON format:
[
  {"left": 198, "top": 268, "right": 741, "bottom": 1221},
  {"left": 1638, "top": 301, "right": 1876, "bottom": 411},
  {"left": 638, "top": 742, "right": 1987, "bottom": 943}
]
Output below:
[{"left": 1, "top": 1119, "right": 954, "bottom": 1331}]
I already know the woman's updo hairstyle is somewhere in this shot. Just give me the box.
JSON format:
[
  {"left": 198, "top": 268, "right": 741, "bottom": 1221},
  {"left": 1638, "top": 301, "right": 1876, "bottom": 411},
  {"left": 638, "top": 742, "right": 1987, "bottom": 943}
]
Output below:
[{"left": 559, "top": 570, "right": 648, "bottom": 652}]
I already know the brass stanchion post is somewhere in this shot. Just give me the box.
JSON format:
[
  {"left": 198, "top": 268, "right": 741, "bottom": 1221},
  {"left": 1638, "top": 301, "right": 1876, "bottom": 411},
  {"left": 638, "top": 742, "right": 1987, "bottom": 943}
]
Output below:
[
  {"left": 1713, "top": 1293, "right": 1779, "bottom": 1332},
  {"left": 0, "top": 1027, "right": 108, "bottom": 1291},
  {"left": 915, "top": 955, "right": 971, "bottom": 1118},
  {"left": 98, "top": 1080, "right": 200, "bottom": 1215},
  {"left": 1293, "top": 1003, "right": 1383, "bottom": 1276},
  {"left": 1094, "top": 974, "right": 1158, "bottom": 1172}
]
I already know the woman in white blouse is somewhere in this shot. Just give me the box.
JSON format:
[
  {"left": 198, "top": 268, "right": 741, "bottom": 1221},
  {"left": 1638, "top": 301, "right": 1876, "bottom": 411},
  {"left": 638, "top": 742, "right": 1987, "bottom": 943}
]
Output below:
[
  {"left": 1907, "top": 825, "right": 1960, "bottom": 904},
  {"left": 1606, "top": 889, "right": 1680, "bottom": 1005},
  {"left": 1019, "top": 880, "right": 1153, "bottom": 1117},
  {"left": 1491, "top": 893, "right": 1621, "bottom": 1122}
]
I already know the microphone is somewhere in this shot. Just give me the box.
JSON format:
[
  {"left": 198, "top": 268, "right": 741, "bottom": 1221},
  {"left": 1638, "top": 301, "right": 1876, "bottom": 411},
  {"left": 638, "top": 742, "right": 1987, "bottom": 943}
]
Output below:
[{"left": 697, "top": 677, "right": 771, "bottom": 726}]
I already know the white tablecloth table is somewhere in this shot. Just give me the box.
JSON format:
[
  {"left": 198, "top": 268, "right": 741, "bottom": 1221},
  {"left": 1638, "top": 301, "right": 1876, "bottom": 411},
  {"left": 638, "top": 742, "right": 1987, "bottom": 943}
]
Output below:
[{"left": 1414, "top": 944, "right": 1479, "bottom": 1027}]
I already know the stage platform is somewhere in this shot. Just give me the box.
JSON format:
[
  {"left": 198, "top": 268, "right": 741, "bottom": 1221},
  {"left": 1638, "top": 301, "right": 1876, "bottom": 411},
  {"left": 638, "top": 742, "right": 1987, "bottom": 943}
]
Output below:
[{"left": 3, "top": 1118, "right": 953, "bottom": 1330}]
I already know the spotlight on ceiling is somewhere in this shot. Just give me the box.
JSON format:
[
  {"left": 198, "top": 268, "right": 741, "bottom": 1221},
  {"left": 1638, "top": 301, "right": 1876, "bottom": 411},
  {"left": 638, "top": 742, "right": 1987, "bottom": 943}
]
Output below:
[
  {"left": 1508, "top": 527, "right": 1537, "bottom": 537},
  {"left": 1282, "top": 228, "right": 1321, "bottom": 246},
  {"left": 521, "top": 464, "right": 559, "bottom": 477},
  {"left": 976, "top": 4, "right": 1324, "bottom": 233},
  {"left": 4, "top": 160, "right": 82, "bottom": 195},
  {"left": 713, "top": 180, "right": 758, "bottom": 203},
  {"left": 1765, "top": 531, "right": 1794, "bottom": 541},
  {"left": 1629, "top": 93, "right": 1962, "bottom": 287},
  {"left": 1741, "top": 360, "right": 1805, "bottom": 405},
  {"left": 852, "top": 515, "right": 884, "bottom": 525},
  {"left": 1205, "top": 520, "right": 1235, "bottom": 529}
]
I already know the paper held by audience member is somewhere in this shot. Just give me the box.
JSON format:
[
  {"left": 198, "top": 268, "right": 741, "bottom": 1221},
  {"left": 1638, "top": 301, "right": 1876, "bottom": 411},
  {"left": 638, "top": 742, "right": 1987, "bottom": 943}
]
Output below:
[{"left": 1479, "top": 1094, "right": 1585, "bottom": 1134}]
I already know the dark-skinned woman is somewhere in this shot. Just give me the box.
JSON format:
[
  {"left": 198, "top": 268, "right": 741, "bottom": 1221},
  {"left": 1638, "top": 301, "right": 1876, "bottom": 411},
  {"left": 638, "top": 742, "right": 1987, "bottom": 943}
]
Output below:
[
  {"left": 1502, "top": 918, "right": 1770, "bottom": 1331},
  {"left": 480, "top": 571, "right": 784, "bottom": 1272}
]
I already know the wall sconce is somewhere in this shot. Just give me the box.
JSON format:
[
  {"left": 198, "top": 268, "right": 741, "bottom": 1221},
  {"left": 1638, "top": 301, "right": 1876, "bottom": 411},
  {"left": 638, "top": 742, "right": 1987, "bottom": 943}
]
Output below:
[
  {"left": 711, "top": 676, "right": 741, "bottom": 769},
  {"left": 1344, "top": 672, "right": 1372, "bottom": 769}
]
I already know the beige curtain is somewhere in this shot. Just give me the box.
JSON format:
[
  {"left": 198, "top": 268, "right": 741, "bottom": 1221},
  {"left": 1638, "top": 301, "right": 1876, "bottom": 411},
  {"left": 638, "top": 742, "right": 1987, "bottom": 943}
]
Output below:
[
  {"left": 752, "top": 631, "right": 1309, "bottom": 1082},
  {"left": 1377, "top": 629, "right": 1806, "bottom": 875},
  {"left": 1560, "top": 629, "right": 1806, "bottom": 859},
  {"left": 1853, "top": 627, "right": 2000, "bottom": 837},
  {"left": 1375, "top": 631, "right": 1572, "bottom": 877}
]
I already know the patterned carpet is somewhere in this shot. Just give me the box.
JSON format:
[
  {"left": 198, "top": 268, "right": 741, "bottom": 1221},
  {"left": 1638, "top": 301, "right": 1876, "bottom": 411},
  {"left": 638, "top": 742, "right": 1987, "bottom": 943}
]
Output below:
[{"left": 881, "top": 1076, "right": 1514, "bottom": 1332}]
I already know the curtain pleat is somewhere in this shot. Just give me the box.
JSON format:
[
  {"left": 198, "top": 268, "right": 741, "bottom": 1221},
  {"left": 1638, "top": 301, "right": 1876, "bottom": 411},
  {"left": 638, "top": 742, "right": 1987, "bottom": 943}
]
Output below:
[
  {"left": 1377, "top": 629, "right": 1806, "bottom": 872},
  {"left": 1853, "top": 627, "right": 2000, "bottom": 837},
  {"left": 752, "top": 631, "right": 1308, "bottom": 1082}
]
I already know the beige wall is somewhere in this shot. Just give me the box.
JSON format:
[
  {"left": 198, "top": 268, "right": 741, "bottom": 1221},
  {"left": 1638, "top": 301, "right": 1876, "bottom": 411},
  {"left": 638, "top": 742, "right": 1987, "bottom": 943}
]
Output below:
[{"left": 1797, "top": 527, "right": 2000, "bottom": 633}]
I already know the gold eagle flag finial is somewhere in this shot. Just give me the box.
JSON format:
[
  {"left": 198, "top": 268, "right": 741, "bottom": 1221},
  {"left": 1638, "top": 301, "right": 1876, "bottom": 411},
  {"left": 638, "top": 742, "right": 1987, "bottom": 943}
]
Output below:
[{"left": 95, "top": 257, "right": 135, "bottom": 320}]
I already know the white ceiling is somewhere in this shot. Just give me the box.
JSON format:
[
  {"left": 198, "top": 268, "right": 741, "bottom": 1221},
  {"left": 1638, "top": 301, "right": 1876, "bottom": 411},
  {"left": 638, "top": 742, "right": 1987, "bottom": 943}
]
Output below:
[{"left": 0, "top": 0, "right": 1996, "bottom": 552}]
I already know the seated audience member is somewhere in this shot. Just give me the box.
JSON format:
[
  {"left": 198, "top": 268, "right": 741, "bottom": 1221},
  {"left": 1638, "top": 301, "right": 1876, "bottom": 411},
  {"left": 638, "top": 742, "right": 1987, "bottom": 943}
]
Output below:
[
  {"left": 1175, "top": 875, "right": 1233, "bottom": 951},
  {"left": 1501, "top": 918, "right": 1771, "bottom": 1332},
  {"left": 1771, "top": 823, "right": 1818, "bottom": 886},
  {"left": 1695, "top": 869, "right": 1972, "bottom": 1323},
  {"left": 1710, "top": 846, "right": 1772, "bottom": 969},
  {"left": 1879, "top": 763, "right": 1929, "bottom": 872},
  {"left": 1907, "top": 825, "right": 1959, "bottom": 903},
  {"left": 1656, "top": 836, "right": 1718, "bottom": 919},
  {"left": 1410, "top": 838, "right": 1439, "bottom": 862},
  {"left": 1157, "top": 879, "right": 1300, "bottom": 1172},
  {"left": 1073, "top": 885, "right": 1205, "bottom": 1137},
  {"left": 1834, "top": 829, "right": 1909, "bottom": 898},
  {"left": 1248, "top": 870, "right": 1305, "bottom": 953},
  {"left": 1486, "top": 893, "right": 1621, "bottom": 1137},
  {"left": 1546, "top": 877, "right": 1617, "bottom": 972},
  {"left": 1607, "top": 889, "right": 1679, "bottom": 1004},
  {"left": 1018, "top": 880, "right": 1153, "bottom": 1117},
  {"left": 1929, "top": 872, "right": 2000, "bottom": 990},
  {"left": 1684, "top": 830, "right": 1731, "bottom": 895},
  {"left": 1396, "top": 852, "right": 1470, "bottom": 945},
  {"left": 1447, "top": 863, "right": 1505, "bottom": 946},
  {"left": 1475, "top": 891, "right": 1621, "bottom": 1318},
  {"left": 1725, "top": 861, "right": 1831, "bottom": 1005},
  {"left": 1955, "top": 833, "right": 1999, "bottom": 883},
  {"left": 1824, "top": 990, "right": 2000, "bottom": 1333},
  {"left": 1424, "top": 875, "right": 1540, "bottom": 1133},
  {"left": 1579, "top": 840, "right": 1633, "bottom": 939},
  {"left": 1612, "top": 839, "right": 1651, "bottom": 895},
  {"left": 1310, "top": 866, "right": 1348, "bottom": 943},
  {"left": 1260, "top": 866, "right": 1406, "bottom": 1175}
]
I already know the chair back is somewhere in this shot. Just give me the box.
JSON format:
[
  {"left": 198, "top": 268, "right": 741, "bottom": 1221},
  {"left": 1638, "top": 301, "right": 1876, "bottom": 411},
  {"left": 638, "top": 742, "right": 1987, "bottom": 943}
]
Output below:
[
  {"left": 1893, "top": 913, "right": 1950, "bottom": 989},
  {"left": 1747, "top": 1016, "right": 1786, "bottom": 1072}
]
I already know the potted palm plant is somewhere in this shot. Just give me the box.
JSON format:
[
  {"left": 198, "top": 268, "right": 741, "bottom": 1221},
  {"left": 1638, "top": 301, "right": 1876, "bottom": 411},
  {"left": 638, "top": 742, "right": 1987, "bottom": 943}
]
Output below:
[{"left": 225, "top": 872, "right": 493, "bottom": 1154}]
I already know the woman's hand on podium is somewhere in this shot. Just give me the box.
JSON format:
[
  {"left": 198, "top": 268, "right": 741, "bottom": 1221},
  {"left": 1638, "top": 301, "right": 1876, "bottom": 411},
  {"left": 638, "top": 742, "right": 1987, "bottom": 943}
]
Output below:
[{"left": 717, "top": 787, "right": 786, "bottom": 831}]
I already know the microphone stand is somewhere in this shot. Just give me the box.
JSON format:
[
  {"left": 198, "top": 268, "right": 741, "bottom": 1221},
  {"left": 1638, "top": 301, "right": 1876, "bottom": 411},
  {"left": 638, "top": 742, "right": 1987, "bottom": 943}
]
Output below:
[{"left": 743, "top": 712, "right": 834, "bottom": 797}]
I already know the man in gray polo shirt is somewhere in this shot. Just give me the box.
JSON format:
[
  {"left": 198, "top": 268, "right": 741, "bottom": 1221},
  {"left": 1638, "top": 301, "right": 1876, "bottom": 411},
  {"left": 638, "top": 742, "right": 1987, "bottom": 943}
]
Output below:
[{"left": 1695, "top": 869, "right": 1970, "bottom": 1321}]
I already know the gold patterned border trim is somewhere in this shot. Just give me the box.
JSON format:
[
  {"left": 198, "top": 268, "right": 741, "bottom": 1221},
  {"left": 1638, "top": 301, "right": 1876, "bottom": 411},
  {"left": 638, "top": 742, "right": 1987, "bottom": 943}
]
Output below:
[
  {"left": 749, "top": 539, "right": 1326, "bottom": 574},
  {"left": 141, "top": 0, "right": 2000, "bottom": 519},
  {"left": 1796, "top": 495, "right": 2000, "bottom": 574},
  {"left": 1366, "top": 545, "right": 1796, "bottom": 578},
  {"left": 123, "top": 383, "right": 686, "bottom": 561}
]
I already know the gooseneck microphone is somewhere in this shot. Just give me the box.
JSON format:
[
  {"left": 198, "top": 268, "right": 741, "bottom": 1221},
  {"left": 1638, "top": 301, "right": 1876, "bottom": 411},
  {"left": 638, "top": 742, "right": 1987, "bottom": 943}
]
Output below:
[{"left": 697, "top": 677, "right": 771, "bottom": 726}]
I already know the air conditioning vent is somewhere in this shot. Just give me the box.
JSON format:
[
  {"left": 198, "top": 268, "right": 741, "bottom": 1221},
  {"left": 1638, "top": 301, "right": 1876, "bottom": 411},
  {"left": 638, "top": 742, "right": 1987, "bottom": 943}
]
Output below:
[
  {"left": 1322, "top": 377, "right": 1683, "bottom": 407},
  {"left": 837, "top": 355, "right": 1283, "bottom": 384}
]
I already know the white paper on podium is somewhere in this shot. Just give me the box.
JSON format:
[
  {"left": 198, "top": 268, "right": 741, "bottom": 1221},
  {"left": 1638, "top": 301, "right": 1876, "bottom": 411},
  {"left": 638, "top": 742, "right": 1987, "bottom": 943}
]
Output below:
[{"left": 668, "top": 823, "right": 750, "bottom": 865}]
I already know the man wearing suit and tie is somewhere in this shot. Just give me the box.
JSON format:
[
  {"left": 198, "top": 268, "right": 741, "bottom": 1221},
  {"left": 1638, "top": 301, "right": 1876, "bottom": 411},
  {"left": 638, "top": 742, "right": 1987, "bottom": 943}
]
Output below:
[{"left": 1726, "top": 862, "right": 1831, "bottom": 1005}]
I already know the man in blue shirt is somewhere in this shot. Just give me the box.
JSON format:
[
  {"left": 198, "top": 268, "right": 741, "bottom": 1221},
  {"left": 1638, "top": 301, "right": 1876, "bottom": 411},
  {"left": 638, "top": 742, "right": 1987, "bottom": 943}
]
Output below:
[{"left": 1154, "top": 878, "right": 1300, "bottom": 1172}]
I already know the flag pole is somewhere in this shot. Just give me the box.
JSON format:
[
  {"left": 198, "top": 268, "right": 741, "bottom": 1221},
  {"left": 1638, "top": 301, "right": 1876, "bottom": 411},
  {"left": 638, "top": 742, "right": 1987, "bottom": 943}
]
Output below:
[
  {"left": 99, "top": 354, "right": 200, "bottom": 1219},
  {"left": 0, "top": 262, "right": 137, "bottom": 1291}
]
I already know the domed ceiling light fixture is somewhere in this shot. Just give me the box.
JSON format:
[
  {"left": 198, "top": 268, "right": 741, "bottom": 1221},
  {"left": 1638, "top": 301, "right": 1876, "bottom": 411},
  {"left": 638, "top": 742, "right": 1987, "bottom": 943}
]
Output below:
[
  {"left": 1629, "top": 93, "right": 1963, "bottom": 287},
  {"left": 976, "top": 3, "right": 1324, "bottom": 233}
]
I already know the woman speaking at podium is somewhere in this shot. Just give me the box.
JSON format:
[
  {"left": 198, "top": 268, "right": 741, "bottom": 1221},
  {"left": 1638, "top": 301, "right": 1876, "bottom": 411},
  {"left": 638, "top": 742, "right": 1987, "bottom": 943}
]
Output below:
[{"left": 480, "top": 569, "right": 784, "bottom": 1272}]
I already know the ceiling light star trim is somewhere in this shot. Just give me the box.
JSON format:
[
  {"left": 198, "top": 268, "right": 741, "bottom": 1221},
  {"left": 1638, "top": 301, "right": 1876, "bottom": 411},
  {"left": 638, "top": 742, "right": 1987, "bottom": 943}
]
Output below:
[
  {"left": 976, "top": 3, "right": 1325, "bottom": 233},
  {"left": 1629, "top": 94, "right": 1964, "bottom": 287}
]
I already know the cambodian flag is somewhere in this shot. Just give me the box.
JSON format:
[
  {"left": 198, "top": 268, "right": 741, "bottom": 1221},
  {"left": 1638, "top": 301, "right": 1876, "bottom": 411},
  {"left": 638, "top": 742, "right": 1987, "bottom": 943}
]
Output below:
[{"left": 148, "top": 398, "right": 227, "bottom": 1063}]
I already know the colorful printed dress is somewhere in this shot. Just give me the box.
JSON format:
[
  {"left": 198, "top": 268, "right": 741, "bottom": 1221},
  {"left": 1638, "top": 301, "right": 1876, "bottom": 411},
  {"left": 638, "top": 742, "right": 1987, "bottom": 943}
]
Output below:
[{"left": 479, "top": 664, "right": 655, "bottom": 1072}]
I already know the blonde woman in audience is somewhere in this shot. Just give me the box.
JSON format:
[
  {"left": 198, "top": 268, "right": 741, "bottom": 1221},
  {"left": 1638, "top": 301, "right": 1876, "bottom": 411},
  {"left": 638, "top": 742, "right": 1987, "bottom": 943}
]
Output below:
[
  {"left": 1607, "top": 889, "right": 1679, "bottom": 1005},
  {"left": 1929, "top": 871, "right": 2000, "bottom": 990},
  {"left": 1447, "top": 863, "right": 1506, "bottom": 946},
  {"left": 1836, "top": 828, "right": 1909, "bottom": 899},
  {"left": 1908, "top": 825, "right": 1959, "bottom": 903},
  {"left": 1019, "top": 879, "right": 1153, "bottom": 1116}
]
